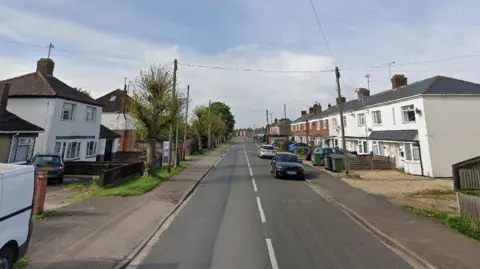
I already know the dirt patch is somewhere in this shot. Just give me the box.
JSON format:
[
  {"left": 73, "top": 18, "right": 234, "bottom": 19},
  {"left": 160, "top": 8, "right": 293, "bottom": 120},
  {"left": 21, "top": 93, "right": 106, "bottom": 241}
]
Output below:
[{"left": 339, "top": 170, "right": 458, "bottom": 213}]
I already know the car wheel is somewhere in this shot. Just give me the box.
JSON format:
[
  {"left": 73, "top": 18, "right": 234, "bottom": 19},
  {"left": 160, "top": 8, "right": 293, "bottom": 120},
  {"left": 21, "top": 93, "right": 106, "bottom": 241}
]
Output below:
[
  {"left": 0, "top": 246, "right": 14, "bottom": 269},
  {"left": 298, "top": 174, "right": 306, "bottom": 181}
]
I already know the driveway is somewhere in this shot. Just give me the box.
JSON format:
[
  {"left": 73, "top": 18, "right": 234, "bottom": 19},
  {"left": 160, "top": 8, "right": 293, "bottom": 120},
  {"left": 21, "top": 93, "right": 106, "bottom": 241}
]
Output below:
[{"left": 45, "top": 176, "right": 94, "bottom": 211}]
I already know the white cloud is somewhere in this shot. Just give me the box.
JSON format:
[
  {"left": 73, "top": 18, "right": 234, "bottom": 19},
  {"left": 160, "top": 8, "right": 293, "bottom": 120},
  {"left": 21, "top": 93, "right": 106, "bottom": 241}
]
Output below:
[{"left": 2, "top": 2, "right": 480, "bottom": 128}]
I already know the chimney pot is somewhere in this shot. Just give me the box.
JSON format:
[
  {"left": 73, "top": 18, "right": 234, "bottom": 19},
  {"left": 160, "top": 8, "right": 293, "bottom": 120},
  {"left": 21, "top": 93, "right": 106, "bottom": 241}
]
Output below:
[
  {"left": 37, "top": 58, "right": 55, "bottom": 76},
  {"left": 308, "top": 106, "right": 314, "bottom": 114},
  {"left": 274, "top": 118, "right": 278, "bottom": 123},
  {"left": 0, "top": 83, "right": 10, "bottom": 108},
  {"left": 357, "top": 88, "right": 370, "bottom": 99},
  {"left": 328, "top": 103, "right": 332, "bottom": 108},
  {"left": 391, "top": 74, "right": 407, "bottom": 89},
  {"left": 301, "top": 110, "right": 307, "bottom": 116}
]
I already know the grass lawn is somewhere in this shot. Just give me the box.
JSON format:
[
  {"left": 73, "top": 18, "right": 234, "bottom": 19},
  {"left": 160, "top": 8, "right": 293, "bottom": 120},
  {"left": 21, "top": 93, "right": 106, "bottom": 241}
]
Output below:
[
  {"left": 71, "top": 163, "right": 188, "bottom": 199},
  {"left": 13, "top": 257, "right": 30, "bottom": 269},
  {"left": 405, "top": 206, "right": 480, "bottom": 241}
]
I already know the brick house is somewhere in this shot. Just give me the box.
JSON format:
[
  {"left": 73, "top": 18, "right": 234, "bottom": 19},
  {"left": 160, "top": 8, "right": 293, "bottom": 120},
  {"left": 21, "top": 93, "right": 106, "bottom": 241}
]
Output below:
[
  {"left": 268, "top": 118, "right": 291, "bottom": 142},
  {"left": 291, "top": 103, "right": 329, "bottom": 146},
  {"left": 96, "top": 89, "right": 137, "bottom": 151}
]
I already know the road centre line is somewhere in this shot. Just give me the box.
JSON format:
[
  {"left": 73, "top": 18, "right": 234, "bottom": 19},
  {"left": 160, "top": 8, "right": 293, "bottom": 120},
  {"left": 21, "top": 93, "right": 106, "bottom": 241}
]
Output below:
[
  {"left": 265, "top": 238, "right": 280, "bottom": 269},
  {"left": 252, "top": 178, "right": 258, "bottom": 192},
  {"left": 256, "top": 197, "right": 266, "bottom": 223}
]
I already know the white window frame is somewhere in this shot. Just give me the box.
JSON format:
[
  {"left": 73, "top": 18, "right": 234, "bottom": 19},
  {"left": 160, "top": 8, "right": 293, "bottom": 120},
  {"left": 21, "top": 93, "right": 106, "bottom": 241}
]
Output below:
[
  {"left": 392, "top": 107, "right": 396, "bottom": 125},
  {"left": 8, "top": 137, "right": 36, "bottom": 163},
  {"left": 372, "top": 110, "right": 382, "bottom": 125},
  {"left": 55, "top": 140, "right": 82, "bottom": 160},
  {"left": 86, "top": 106, "right": 96, "bottom": 122},
  {"left": 357, "top": 113, "right": 365, "bottom": 126},
  {"left": 61, "top": 102, "right": 76, "bottom": 121},
  {"left": 358, "top": 140, "right": 369, "bottom": 154},
  {"left": 332, "top": 118, "right": 337, "bottom": 128},
  {"left": 404, "top": 142, "right": 420, "bottom": 161},
  {"left": 323, "top": 120, "right": 328, "bottom": 129},
  {"left": 316, "top": 121, "right": 320, "bottom": 130},
  {"left": 401, "top": 105, "right": 416, "bottom": 123},
  {"left": 86, "top": 141, "right": 97, "bottom": 157},
  {"left": 372, "top": 141, "right": 379, "bottom": 155}
]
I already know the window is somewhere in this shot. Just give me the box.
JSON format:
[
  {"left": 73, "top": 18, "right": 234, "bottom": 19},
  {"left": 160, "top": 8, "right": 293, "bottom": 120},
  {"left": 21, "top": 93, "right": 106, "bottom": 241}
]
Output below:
[
  {"left": 372, "top": 142, "right": 379, "bottom": 155},
  {"left": 405, "top": 143, "right": 420, "bottom": 161},
  {"left": 309, "top": 122, "right": 313, "bottom": 130},
  {"left": 357, "top": 113, "right": 365, "bottom": 126},
  {"left": 402, "top": 105, "right": 416, "bottom": 123},
  {"left": 316, "top": 121, "right": 320, "bottom": 130},
  {"left": 358, "top": 140, "right": 368, "bottom": 154},
  {"left": 332, "top": 118, "right": 337, "bottom": 128},
  {"left": 319, "top": 120, "right": 324, "bottom": 129},
  {"left": 9, "top": 137, "right": 35, "bottom": 163},
  {"left": 86, "top": 106, "right": 96, "bottom": 122},
  {"left": 109, "top": 95, "right": 117, "bottom": 101},
  {"left": 86, "top": 141, "right": 97, "bottom": 156},
  {"left": 392, "top": 107, "right": 396, "bottom": 125},
  {"left": 323, "top": 119, "right": 328, "bottom": 129},
  {"left": 343, "top": 116, "right": 347, "bottom": 127},
  {"left": 54, "top": 141, "right": 61, "bottom": 154},
  {"left": 372, "top": 110, "right": 382, "bottom": 125},
  {"left": 62, "top": 103, "right": 76, "bottom": 121},
  {"left": 57, "top": 141, "right": 82, "bottom": 160}
]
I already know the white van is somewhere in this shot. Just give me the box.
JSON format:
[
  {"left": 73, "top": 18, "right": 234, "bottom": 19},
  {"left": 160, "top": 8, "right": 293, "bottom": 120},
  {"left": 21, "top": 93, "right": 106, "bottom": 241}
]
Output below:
[{"left": 0, "top": 164, "right": 35, "bottom": 268}]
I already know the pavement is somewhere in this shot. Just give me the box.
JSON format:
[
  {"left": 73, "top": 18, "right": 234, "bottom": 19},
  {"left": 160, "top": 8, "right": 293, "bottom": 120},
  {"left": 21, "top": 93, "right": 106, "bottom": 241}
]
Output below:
[
  {"left": 133, "top": 138, "right": 416, "bottom": 269},
  {"left": 26, "top": 148, "right": 228, "bottom": 269}
]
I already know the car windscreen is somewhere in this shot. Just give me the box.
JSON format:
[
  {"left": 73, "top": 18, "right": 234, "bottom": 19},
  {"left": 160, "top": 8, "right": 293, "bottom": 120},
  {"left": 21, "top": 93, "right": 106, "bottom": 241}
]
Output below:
[
  {"left": 323, "top": 148, "right": 333, "bottom": 154},
  {"left": 34, "top": 156, "right": 61, "bottom": 165},
  {"left": 262, "top": 146, "right": 274, "bottom": 150},
  {"left": 276, "top": 154, "right": 299, "bottom": 163}
]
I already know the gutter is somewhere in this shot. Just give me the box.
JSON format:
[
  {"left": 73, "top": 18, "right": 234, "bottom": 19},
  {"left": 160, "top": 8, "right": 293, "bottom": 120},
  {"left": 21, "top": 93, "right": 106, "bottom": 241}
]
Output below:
[{"left": 416, "top": 141, "right": 425, "bottom": 176}]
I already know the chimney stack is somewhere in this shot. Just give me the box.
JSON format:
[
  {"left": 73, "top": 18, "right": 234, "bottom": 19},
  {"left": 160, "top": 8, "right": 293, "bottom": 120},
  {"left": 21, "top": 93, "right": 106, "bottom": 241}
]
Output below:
[
  {"left": 357, "top": 88, "right": 370, "bottom": 99},
  {"left": 274, "top": 118, "right": 278, "bottom": 123},
  {"left": 391, "top": 74, "right": 407, "bottom": 89},
  {"left": 336, "top": 96, "right": 346, "bottom": 105},
  {"left": 328, "top": 103, "right": 332, "bottom": 108},
  {"left": 37, "top": 58, "right": 55, "bottom": 76},
  {"left": 301, "top": 110, "right": 307, "bottom": 116},
  {"left": 0, "top": 83, "right": 10, "bottom": 108},
  {"left": 308, "top": 106, "right": 314, "bottom": 114}
]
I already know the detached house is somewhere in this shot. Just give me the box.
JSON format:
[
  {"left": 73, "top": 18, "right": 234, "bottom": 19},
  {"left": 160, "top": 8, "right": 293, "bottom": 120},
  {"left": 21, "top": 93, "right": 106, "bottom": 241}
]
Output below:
[
  {"left": 268, "top": 118, "right": 292, "bottom": 142},
  {"left": 96, "top": 89, "right": 137, "bottom": 151},
  {"left": 0, "top": 58, "right": 103, "bottom": 161},
  {"left": 293, "top": 74, "right": 480, "bottom": 177}
]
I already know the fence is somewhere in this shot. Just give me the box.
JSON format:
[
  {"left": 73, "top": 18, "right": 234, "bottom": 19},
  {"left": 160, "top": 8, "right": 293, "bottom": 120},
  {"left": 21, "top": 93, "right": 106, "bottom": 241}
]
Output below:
[
  {"left": 101, "top": 162, "right": 145, "bottom": 186},
  {"left": 457, "top": 192, "right": 480, "bottom": 223},
  {"left": 452, "top": 155, "right": 480, "bottom": 190},
  {"left": 347, "top": 155, "right": 396, "bottom": 170},
  {"left": 64, "top": 161, "right": 130, "bottom": 175}
]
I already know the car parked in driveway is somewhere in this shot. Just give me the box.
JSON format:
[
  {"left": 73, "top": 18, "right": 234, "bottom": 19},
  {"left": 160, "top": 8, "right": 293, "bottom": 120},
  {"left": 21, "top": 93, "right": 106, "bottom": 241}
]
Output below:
[
  {"left": 270, "top": 152, "right": 305, "bottom": 180},
  {"left": 258, "top": 145, "right": 276, "bottom": 159},
  {"left": 288, "top": 142, "right": 309, "bottom": 153},
  {"left": 29, "top": 154, "right": 64, "bottom": 184}
]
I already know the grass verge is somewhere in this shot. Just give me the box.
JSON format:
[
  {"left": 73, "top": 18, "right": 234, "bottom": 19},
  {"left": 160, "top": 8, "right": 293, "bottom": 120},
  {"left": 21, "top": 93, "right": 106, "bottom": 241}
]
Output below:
[
  {"left": 70, "top": 163, "right": 188, "bottom": 199},
  {"left": 13, "top": 257, "right": 30, "bottom": 269},
  {"left": 405, "top": 206, "right": 480, "bottom": 240},
  {"left": 32, "top": 209, "right": 57, "bottom": 221}
]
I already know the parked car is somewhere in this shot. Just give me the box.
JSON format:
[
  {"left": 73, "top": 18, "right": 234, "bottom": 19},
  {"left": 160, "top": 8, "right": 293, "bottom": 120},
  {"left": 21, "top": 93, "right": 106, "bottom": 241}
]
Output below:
[
  {"left": 0, "top": 163, "right": 35, "bottom": 268},
  {"left": 270, "top": 152, "right": 305, "bottom": 180},
  {"left": 29, "top": 154, "right": 64, "bottom": 184},
  {"left": 258, "top": 145, "right": 276, "bottom": 159},
  {"left": 288, "top": 142, "right": 309, "bottom": 153},
  {"left": 271, "top": 139, "right": 281, "bottom": 148}
]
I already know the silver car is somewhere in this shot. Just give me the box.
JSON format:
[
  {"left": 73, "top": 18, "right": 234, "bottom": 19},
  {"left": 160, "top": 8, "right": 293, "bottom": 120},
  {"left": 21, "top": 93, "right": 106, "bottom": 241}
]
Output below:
[{"left": 258, "top": 145, "right": 276, "bottom": 159}]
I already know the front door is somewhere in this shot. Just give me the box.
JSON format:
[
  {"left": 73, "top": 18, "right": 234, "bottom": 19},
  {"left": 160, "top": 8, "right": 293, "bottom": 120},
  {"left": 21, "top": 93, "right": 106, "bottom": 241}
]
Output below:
[{"left": 104, "top": 139, "right": 113, "bottom": 161}]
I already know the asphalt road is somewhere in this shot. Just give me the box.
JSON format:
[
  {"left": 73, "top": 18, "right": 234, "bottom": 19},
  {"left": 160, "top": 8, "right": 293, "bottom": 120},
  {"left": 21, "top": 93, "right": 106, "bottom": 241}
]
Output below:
[{"left": 136, "top": 138, "right": 413, "bottom": 269}]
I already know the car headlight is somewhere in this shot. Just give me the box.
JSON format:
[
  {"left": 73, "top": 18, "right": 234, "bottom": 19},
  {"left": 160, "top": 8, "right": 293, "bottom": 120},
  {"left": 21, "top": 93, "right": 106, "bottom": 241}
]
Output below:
[{"left": 276, "top": 166, "right": 284, "bottom": 170}]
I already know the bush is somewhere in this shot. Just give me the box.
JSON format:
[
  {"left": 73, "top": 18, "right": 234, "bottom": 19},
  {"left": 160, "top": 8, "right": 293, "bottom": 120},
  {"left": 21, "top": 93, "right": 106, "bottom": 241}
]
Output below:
[
  {"left": 280, "top": 140, "right": 291, "bottom": 151},
  {"left": 295, "top": 147, "right": 309, "bottom": 155}
]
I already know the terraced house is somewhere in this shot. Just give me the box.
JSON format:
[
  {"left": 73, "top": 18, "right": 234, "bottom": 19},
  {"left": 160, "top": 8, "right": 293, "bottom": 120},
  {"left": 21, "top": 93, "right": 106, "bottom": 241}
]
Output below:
[{"left": 292, "top": 74, "right": 480, "bottom": 177}]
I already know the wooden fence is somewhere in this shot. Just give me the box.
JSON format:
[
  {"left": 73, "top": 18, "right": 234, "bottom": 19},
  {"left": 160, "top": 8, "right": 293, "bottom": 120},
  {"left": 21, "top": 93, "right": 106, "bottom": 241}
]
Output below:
[
  {"left": 347, "top": 155, "right": 396, "bottom": 170},
  {"left": 101, "top": 162, "right": 144, "bottom": 186},
  {"left": 452, "top": 155, "right": 480, "bottom": 190},
  {"left": 457, "top": 192, "right": 480, "bottom": 223}
]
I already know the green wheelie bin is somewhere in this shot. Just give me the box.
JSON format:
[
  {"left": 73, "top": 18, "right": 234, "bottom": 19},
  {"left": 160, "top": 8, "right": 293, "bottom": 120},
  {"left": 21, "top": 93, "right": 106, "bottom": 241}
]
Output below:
[{"left": 330, "top": 154, "right": 345, "bottom": 172}]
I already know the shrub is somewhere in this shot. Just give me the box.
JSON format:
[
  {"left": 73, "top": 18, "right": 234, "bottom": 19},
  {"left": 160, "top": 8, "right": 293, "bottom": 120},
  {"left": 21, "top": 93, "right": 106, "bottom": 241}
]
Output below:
[
  {"left": 280, "top": 140, "right": 291, "bottom": 151},
  {"left": 295, "top": 147, "right": 309, "bottom": 155}
]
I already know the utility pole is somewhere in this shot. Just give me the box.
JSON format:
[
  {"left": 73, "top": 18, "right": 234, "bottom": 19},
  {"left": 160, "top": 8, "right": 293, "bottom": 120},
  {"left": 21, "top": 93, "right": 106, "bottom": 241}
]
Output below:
[
  {"left": 208, "top": 100, "right": 212, "bottom": 149},
  {"left": 284, "top": 104, "right": 288, "bottom": 143},
  {"left": 265, "top": 109, "right": 270, "bottom": 144},
  {"left": 167, "top": 59, "right": 178, "bottom": 173},
  {"left": 335, "top": 66, "right": 349, "bottom": 174},
  {"left": 365, "top": 74, "right": 371, "bottom": 91},
  {"left": 174, "top": 119, "right": 180, "bottom": 168},
  {"left": 183, "top": 85, "right": 190, "bottom": 161}
]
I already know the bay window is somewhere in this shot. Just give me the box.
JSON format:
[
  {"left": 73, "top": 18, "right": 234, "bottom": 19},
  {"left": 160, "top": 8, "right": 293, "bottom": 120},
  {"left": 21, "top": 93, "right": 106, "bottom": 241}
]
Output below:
[{"left": 404, "top": 143, "right": 420, "bottom": 161}]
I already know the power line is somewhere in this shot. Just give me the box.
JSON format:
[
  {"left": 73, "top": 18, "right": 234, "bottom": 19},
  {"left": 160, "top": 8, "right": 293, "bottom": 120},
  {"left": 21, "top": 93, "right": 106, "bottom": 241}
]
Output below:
[
  {"left": 177, "top": 62, "right": 334, "bottom": 73},
  {"left": 307, "top": 0, "right": 333, "bottom": 58}
]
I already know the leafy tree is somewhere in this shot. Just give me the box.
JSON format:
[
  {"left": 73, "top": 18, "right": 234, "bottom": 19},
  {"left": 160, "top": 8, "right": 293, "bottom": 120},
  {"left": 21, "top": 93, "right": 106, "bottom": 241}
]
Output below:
[
  {"left": 210, "top": 102, "right": 235, "bottom": 139},
  {"left": 130, "top": 64, "right": 178, "bottom": 174},
  {"left": 190, "top": 105, "right": 209, "bottom": 151},
  {"left": 75, "top": 88, "right": 91, "bottom": 97}
]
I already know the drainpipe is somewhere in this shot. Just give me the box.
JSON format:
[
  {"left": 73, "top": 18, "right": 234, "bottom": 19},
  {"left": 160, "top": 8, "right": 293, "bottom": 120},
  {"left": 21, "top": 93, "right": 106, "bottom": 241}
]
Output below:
[{"left": 416, "top": 141, "right": 424, "bottom": 176}]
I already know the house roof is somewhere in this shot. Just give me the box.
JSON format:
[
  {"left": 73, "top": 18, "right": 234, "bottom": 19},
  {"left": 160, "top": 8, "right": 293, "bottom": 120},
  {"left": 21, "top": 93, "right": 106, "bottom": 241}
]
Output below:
[
  {"left": 99, "top": 124, "right": 121, "bottom": 139},
  {"left": 96, "top": 89, "right": 132, "bottom": 113},
  {"left": 0, "top": 72, "right": 102, "bottom": 106},
  {"left": 0, "top": 108, "right": 44, "bottom": 133},
  {"left": 368, "top": 130, "right": 418, "bottom": 142},
  {"left": 292, "top": 75, "right": 480, "bottom": 123},
  {"left": 270, "top": 118, "right": 291, "bottom": 127}
]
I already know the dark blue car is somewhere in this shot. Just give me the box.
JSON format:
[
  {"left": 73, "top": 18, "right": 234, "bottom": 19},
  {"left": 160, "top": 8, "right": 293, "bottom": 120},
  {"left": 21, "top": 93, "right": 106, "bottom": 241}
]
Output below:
[
  {"left": 288, "top": 142, "right": 309, "bottom": 152},
  {"left": 30, "top": 154, "right": 65, "bottom": 184}
]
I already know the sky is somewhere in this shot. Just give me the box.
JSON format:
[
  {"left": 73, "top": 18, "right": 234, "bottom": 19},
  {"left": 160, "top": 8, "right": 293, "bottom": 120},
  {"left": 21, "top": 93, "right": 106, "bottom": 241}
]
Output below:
[{"left": 0, "top": 0, "right": 479, "bottom": 128}]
